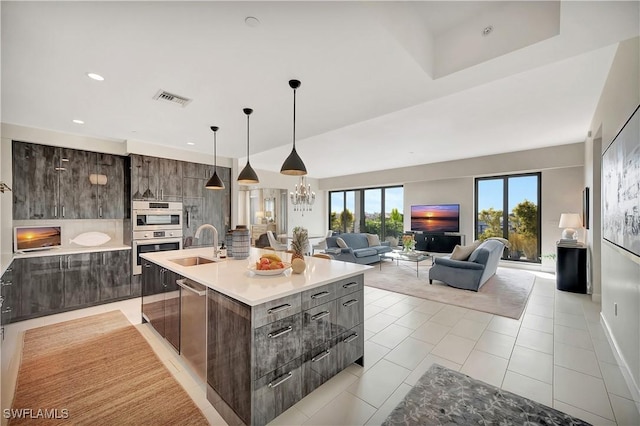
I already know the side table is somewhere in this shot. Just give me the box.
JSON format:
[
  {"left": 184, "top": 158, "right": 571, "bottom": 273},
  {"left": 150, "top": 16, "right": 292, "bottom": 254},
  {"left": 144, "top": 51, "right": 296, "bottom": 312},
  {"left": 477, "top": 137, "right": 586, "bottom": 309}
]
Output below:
[{"left": 556, "top": 244, "right": 587, "bottom": 293}]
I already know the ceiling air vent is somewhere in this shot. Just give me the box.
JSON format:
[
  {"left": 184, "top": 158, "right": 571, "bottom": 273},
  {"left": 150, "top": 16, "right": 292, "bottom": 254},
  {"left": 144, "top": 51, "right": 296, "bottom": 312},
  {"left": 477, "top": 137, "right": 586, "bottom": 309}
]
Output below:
[{"left": 152, "top": 90, "right": 192, "bottom": 107}]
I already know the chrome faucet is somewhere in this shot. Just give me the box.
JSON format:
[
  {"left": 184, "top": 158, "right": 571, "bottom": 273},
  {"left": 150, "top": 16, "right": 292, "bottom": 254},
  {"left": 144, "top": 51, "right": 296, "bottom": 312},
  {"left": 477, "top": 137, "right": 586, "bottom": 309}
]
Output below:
[{"left": 194, "top": 224, "right": 219, "bottom": 257}]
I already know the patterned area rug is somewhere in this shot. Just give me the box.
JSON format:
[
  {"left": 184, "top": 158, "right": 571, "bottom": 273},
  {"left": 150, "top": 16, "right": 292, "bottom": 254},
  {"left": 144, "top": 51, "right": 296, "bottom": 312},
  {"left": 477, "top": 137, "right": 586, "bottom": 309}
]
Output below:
[
  {"left": 366, "top": 265, "right": 535, "bottom": 319},
  {"left": 10, "top": 310, "right": 208, "bottom": 425},
  {"left": 383, "top": 364, "right": 591, "bottom": 426}
]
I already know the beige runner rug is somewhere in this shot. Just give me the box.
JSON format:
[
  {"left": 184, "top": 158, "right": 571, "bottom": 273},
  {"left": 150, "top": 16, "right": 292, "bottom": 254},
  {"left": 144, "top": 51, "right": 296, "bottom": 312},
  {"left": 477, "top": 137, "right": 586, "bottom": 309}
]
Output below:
[
  {"left": 366, "top": 265, "right": 535, "bottom": 319},
  {"left": 9, "top": 310, "right": 208, "bottom": 425}
]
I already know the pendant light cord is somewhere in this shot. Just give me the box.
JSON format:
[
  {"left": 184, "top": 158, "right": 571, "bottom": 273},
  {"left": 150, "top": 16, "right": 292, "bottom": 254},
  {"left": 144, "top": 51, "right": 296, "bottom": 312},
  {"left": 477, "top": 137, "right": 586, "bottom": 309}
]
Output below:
[
  {"left": 213, "top": 131, "right": 217, "bottom": 168},
  {"left": 292, "top": 87, "right": 297, "bottom": 149},
  {"left": 246, "top": 113, "right": 250, "bottom": 161}
]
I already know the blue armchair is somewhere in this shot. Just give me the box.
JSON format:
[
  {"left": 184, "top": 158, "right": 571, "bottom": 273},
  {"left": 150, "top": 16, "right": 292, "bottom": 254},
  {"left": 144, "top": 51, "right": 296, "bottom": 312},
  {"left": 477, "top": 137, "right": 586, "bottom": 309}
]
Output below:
[{"left": 428, "top": 239, "right": 505, "bottom": 291}]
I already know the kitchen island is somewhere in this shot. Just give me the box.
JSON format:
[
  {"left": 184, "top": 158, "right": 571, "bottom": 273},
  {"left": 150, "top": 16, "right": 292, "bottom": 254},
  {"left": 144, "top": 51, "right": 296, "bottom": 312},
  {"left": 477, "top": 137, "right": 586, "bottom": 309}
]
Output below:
[{"left": 141, "top": 247, "right": 370, "bottom": 426}]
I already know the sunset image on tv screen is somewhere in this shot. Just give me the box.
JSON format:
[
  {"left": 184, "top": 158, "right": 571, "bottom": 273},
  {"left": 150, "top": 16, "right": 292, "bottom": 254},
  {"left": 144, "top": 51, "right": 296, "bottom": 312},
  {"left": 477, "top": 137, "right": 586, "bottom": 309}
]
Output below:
[
  {"left": 16, "top": 227, "right": 61, "bottom": 250},
  {"left": 410, "top": 204, "right": 459, "bottom": 232}
]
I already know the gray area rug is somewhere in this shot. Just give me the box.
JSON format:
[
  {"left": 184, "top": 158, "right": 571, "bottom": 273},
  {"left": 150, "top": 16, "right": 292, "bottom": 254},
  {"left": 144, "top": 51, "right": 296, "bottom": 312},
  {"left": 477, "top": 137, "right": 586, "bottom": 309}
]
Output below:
[
  {"left": 365, "top": 264, "right": 535, "bottom": 319},
  {"left": 383, "top": 364, "right": 591, "bottom": 426}
]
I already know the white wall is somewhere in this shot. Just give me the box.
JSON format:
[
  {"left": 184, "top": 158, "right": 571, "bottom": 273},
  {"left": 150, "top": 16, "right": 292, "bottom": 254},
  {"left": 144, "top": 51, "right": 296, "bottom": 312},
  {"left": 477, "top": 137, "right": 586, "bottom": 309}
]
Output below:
[{"left": 587, "top": 36, "right": 640, "bottom": 400}]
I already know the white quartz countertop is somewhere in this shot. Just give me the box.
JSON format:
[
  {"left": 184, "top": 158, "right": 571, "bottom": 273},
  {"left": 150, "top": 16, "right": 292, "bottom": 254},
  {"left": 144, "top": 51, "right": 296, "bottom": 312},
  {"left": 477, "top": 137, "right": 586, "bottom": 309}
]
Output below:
[
  {"left": 1, "top": 244, "right": 131, "bottom": 276},
  {"left": 141, "top": 247, "right": 372, "bottom": 306}
]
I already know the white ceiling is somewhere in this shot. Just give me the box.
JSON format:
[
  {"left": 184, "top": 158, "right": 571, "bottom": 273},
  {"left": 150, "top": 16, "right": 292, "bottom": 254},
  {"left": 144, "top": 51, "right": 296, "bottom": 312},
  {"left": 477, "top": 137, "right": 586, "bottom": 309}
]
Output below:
[{"left": 2, "top": 1, "right": 639, "bottom": 179}]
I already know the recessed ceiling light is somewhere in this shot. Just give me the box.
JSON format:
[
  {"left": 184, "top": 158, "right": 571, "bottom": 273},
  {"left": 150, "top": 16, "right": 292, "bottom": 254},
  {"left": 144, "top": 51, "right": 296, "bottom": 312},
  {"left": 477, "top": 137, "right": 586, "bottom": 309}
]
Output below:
[
  {"left": 187, "top": 142, "right": 195, "bottom": 146},
  {"left": 86, "top": 72, "right": 104, "bottom": 81},
  {"left": 245, "top": 16, "right": 260, "bottom": 27},
  {"left": 72, "top": 119, "right": 84, "bottom": 124},
  {"left": 482, "top": 26, "right": 493, "bottom": 37}
]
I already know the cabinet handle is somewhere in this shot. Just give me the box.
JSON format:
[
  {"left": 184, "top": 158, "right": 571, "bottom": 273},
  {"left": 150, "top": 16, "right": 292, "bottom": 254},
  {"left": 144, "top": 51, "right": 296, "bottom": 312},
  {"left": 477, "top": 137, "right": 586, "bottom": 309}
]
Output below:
[
  {"left": 342, "top": 299, "right": 359, "bottom": 307},
  {"left": 67, "top": 256, "right": 70, "bottom": 269},
  {"left": 0, "top": 281, "right": 12, "bottom": 287},
  {"left": 267, "top": 304, "right": 291, "bottom": 314},
  {"left": 268, "top": 326, "right": 293, "bottom": 339},
  {"left": 343, "top": 333, "right": 359, "bottom": 343},
  {"left": 311, "top": 350, "right": 331, "bottom": 363},
  {"left": 54, "top": 205, "right": 58, "bottom": 217},
  {"left": 342, "top": 282, "right": 358, "bottom": 289},
  {"left": 99, "top": 206, "right": 103, "bottom": 217},
  {"left": 1, "top": 307, "right": 12, "bottom": 314},
  {"left": 310, "top": 291, "right": 330, "bottom": 299},
  {"left": 102, "top": 253, "right": 106, "bottom": 265},
  {"left": 61, "top": 205, "right": 65, "bottom": 218},
  {"left": 311, "top": 311, "right": 330, "bottom": 321},
  {"left": 186, "top": 211, "right": 190, "bottom": 228},
  {"left": 144, "top": 263, "right": 151, "bottom": 268},
  {"left": 59, "top": 257, "right": 63, "bottom": 270},
  {"left": 268, "top": 372, "right": 293, "bottom": 388}
]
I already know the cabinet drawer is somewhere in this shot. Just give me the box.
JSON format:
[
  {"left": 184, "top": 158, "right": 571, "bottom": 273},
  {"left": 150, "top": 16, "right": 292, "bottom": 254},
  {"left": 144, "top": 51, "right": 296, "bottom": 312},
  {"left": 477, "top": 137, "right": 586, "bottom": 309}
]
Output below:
[
  {"left": 252, "top": 357, "right": 302, "bottom": 426},
  {"left": 302, "top": 300, "right": 337, "bottom": 353},
  {"left": 337, "top": 324, "right": 364, "bottom": 371},
  {"left": 252, "top": 293, "right": 302, "bottom": 328},
  {"left": 336, "top": 291, "right": 364, "bottom": 334},
  {"left": 302, "top": 339, "right": 339, "bottom": 397},
  {"left": 301, "top": 282, "right": 337, "bottom": 310},
  {"left": 254, "top": 313, "right": 302, "bottom": 378},
  {"left": 335, "top": 274, "right": 363, "bottom": 298}
]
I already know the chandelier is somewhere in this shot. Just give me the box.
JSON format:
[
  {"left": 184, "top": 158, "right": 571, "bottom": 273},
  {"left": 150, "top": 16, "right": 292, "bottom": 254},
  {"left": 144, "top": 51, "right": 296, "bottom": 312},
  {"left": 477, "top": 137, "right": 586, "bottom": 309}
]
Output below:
[{"left": 290, "top": 176, "right": 315, "bottom": 212}]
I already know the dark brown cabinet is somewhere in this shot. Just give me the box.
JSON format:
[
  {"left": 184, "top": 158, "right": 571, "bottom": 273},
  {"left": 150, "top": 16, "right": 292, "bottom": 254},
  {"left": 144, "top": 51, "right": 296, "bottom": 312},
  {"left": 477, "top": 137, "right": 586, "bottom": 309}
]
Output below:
[
  {"left": 64, "top": 253, "right": 99, "bottom": 308},
  {"left": 12, "top": 141, "right": 126, "bottom": 220},
  {"left": 1, "top": 263, "right": 20, "bottom": 324},
  {"left": 141, "top": 260, "right": 181, "bottom": 352},
  {"left": 131, "top": 155, "right": 182, "bottom": 202},
  {"left": 3, "top": 250, "right": 132, "bottom": 324},
  {"left": 96, "top": 250, "right": 131, "bottom": 301},
  {"left": 206, "top": 274, "right": 365, "bottom": 426},
  {"left": 17, "top": 256, "right": 65, "bottom": 318}
]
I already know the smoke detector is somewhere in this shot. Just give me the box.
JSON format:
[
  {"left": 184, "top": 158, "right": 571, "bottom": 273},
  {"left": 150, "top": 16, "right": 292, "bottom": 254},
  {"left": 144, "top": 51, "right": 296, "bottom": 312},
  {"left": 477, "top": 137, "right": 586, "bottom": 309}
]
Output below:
[{"left": 153, "top": 90, "right": 192, "bottom": 107}]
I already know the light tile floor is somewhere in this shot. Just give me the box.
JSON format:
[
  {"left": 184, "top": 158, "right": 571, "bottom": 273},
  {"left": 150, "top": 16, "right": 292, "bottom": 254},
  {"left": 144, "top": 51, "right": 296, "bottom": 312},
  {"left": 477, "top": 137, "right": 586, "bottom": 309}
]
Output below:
[{"left": 2, "top": 272, "right": 640, "bottom": 426}]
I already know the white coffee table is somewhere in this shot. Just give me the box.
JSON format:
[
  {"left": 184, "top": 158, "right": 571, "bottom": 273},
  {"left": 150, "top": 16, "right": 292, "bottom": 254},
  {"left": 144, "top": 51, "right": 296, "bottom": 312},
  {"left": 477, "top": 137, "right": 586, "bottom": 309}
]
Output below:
[{"left": 380, "top": 250, "right": 431, "bottom": 277}]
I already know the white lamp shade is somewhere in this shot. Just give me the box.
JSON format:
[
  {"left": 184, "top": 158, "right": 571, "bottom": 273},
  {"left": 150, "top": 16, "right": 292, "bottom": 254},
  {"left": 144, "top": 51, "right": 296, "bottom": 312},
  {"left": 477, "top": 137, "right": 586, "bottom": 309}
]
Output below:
[{"left": 559, "top": 213, "right": 582, "bottom": 228}]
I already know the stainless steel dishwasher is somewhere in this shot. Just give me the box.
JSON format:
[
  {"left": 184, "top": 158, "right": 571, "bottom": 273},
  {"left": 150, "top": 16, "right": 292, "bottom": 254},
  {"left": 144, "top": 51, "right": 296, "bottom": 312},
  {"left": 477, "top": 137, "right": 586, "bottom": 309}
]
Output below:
[{"left": 176, "top": 278, "right": 207, "bottom": 381}]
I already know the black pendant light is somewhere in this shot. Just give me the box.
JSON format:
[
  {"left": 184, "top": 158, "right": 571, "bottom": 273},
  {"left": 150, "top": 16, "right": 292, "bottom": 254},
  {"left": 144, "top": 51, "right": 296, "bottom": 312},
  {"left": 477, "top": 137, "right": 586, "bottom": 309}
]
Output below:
[
  {"left": 237, "top": 108, "right": 259, "bottom": 184},
  {"left": 205, "top": 126, "right": 225, "bottom": 190},
  {"left": 280, "top": 79, "right": 307, "bottom": 176}
]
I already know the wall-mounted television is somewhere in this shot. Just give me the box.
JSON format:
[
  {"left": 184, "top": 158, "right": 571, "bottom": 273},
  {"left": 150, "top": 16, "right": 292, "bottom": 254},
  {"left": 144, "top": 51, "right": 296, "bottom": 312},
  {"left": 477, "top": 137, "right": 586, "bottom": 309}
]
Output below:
[
  {"left": 410, "top": 204, "right": 460, "bottom": 233},
  {"left": 14, "top": 226, "right": 62, "bottom": 253}
]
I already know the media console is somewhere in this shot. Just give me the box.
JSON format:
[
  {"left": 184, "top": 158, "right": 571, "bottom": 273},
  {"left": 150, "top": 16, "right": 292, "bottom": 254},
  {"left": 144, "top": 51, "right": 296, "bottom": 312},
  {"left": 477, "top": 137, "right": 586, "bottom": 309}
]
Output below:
[{"left": 412, "top": 233, "right": 464, "bottom": 253}]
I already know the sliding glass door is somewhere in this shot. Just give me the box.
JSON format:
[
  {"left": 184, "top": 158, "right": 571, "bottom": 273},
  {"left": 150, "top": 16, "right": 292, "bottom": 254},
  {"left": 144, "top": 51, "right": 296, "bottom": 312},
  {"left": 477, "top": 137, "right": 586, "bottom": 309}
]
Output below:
[{"left": 475, "top": 173, "right": 541, "bottom": 262}]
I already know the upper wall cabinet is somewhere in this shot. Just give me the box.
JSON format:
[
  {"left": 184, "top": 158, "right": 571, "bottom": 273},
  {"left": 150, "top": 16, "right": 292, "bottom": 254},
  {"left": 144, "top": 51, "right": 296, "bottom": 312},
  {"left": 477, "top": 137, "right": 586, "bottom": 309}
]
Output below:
[
  {"left": 12, "top": 141, "right": 126, "bottom": 220},
  {"left": 130, "top": 154, "right": 182, "bottom": 202}
]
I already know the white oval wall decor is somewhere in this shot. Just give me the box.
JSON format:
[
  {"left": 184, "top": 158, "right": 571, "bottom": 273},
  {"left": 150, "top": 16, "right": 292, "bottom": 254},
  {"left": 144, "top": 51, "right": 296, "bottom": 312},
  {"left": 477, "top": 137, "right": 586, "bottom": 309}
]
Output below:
[{"left": 70, "top": 232, "right": 111, "bottom": 247}]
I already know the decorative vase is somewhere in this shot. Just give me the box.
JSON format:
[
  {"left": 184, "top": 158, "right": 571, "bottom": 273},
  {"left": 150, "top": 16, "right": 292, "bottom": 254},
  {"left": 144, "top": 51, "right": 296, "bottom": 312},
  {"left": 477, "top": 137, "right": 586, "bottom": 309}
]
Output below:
[
  {"left": 225, "top": 231, "right": 234, "bottom": 257},
  {"left": 232, "top": 228, "right": 250, "bottom": 259}
]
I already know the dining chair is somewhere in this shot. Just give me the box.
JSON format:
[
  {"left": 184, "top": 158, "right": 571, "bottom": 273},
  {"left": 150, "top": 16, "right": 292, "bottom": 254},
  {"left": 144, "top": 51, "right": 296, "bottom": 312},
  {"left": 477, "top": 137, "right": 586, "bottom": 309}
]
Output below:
[
  {"left": 262, "top": 247, "right": 275, "bottom": 251},
  {"left": 312, "top": 230, "right": 333, "bottom": 254},
  {"left": 267, "top": 231, "right": 287, "bottom": 251}
]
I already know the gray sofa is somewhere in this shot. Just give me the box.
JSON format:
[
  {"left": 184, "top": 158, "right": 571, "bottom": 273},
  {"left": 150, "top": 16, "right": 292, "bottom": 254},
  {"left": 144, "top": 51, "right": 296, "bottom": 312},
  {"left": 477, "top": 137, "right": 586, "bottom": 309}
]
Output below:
[
  {"left": 428, "top": 239, "right": 505, "bottom": 291},
  {"left": 325, "top": 233, "right": 393, "bottom": 264}
]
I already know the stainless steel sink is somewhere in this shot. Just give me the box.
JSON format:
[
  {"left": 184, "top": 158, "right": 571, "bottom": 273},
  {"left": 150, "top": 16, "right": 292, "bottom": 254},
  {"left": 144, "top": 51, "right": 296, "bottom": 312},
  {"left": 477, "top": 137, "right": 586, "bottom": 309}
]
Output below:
[{"left": 169, "top": 256, "right": 217, "bottom": 267}]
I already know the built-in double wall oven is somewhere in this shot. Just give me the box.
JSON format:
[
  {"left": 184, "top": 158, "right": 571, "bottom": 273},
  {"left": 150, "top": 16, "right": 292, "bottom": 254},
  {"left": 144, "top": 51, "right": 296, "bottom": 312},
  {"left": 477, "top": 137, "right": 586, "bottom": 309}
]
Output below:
[{"left": 132, "top": 201, "right": 183, "bottom": 275}]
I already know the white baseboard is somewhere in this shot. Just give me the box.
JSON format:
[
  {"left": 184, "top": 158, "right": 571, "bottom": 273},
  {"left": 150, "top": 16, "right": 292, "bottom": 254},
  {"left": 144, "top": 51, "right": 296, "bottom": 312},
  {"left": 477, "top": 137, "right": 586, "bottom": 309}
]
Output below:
[{"left": 601, "top": 312, "right": 640, "bottom": 403}]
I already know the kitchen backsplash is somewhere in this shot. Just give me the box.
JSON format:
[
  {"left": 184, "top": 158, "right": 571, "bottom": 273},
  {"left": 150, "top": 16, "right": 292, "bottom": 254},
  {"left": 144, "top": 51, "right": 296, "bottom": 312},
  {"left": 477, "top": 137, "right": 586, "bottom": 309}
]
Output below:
[{"left": 12, "top": 219, "right": 125, "bottom": 247}]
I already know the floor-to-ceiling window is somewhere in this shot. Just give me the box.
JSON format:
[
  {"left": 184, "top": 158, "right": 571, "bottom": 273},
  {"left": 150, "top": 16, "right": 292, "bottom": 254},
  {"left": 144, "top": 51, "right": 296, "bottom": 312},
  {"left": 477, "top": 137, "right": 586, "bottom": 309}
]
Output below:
[
  {"left": 329, "top": 186, "right": 403, "bottom": 243},
  {"left": 475, "top": 173, "right": 541, "bottom": 262}
]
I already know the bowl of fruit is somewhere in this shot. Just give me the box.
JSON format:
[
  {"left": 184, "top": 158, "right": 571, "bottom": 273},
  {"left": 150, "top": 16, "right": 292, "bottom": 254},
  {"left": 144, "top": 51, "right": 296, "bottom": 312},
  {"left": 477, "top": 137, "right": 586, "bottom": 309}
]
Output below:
[{"left": 249, "top": 253, "right": 292, "bottom": 276}]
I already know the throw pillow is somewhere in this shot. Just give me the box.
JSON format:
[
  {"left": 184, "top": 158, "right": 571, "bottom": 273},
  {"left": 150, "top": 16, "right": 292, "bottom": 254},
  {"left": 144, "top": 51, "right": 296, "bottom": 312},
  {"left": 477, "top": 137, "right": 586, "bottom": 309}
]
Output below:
[
  {"left": 450, "top": 243, "right": 478, "bottom": 261},
  {"left": 366, "top": 234, "right": 381, "bottom": 247},
  {"left": 336, "top": 237, "right": 348, "bottom": 248}
]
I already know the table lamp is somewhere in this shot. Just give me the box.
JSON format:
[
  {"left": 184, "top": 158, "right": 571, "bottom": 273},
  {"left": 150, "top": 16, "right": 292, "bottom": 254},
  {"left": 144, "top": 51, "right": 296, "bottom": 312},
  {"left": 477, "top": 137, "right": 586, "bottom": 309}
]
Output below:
[{"left": 559, "top": 213, "right": 582, "bottom": 240}]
